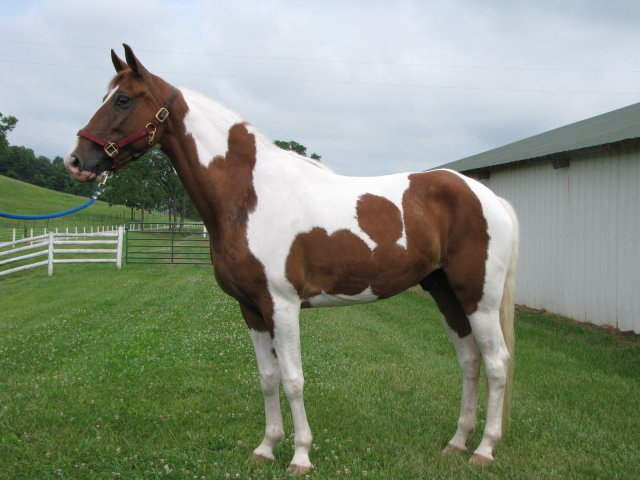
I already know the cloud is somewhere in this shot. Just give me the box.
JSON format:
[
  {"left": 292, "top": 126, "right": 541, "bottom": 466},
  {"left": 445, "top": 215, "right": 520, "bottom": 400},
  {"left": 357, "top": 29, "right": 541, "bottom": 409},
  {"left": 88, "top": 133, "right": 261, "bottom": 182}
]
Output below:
[{"left": 1, "top": 0, "right": 638, "bottom": 175}]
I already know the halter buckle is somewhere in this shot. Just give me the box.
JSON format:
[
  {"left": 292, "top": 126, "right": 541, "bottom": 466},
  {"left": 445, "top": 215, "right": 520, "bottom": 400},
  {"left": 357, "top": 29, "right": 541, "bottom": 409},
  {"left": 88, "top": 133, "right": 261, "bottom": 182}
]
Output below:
[
  {"left": 98, "top": 171, "right": 113, "bottom": 188},
  {"left": 104, "top": 143, "right": 119, "bottom": 158},
  {"left": 146, "top": 123, "right": 157, "bottom": 145},
  {"left": 156, "top": 107, "right": 170, "bottom": 123}
]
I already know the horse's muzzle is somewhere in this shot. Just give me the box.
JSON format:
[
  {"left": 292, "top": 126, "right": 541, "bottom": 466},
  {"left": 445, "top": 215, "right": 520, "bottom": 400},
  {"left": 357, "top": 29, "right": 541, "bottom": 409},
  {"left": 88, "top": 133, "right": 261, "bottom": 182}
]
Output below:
[{"left": 64, "top": 154, "right": 101, "bottom": 182}]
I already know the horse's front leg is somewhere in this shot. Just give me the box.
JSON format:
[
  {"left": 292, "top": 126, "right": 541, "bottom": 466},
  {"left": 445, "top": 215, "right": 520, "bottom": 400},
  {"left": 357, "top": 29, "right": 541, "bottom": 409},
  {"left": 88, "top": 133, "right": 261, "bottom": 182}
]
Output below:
[
  {"left": 271, "top": 300, "right": 313, "bottom": 474},
  {"left": 243, "top": 308, "right": 285, "bottom": 462}
]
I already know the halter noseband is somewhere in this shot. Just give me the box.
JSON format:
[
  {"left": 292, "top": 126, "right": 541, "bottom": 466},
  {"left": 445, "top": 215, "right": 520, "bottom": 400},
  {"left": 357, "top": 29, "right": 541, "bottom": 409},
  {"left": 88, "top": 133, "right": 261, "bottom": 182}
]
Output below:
[{"left": 77, "top": 87, "right": 179, "bottom": 171}]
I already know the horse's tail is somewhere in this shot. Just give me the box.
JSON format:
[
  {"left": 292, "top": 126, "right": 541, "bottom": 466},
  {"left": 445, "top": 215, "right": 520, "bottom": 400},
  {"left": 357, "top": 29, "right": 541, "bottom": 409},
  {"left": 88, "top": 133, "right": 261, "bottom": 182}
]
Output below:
[{"left": 498, "top": 197, "right": 519, "bottom": 433}]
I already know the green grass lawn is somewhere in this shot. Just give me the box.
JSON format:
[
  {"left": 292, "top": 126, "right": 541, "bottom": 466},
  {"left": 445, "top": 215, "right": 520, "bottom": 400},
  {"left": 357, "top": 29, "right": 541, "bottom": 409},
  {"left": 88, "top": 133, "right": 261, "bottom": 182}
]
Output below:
[
  {"left": 0, "top": 176, "right": 169, "bottom": 242},
  {"left": 1, "top": 264, "right": 639, "bottom": 479}
]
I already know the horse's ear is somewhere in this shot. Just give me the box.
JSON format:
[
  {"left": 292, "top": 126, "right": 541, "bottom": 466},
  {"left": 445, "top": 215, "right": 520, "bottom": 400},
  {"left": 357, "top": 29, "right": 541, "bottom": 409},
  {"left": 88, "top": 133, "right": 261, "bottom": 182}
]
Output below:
[
  {"left": 123, "top": 43, "right": 148, "bottom": 78},
  {"left": 111, "top": 49, "right": 127, "bottom": 73}
]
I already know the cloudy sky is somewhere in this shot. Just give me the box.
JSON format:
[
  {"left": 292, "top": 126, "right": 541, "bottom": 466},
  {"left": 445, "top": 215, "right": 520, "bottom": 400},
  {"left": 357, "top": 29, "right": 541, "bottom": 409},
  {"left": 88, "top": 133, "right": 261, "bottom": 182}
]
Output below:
[{"left": 1, "top": 0, "right": 639, "bottom": 175}]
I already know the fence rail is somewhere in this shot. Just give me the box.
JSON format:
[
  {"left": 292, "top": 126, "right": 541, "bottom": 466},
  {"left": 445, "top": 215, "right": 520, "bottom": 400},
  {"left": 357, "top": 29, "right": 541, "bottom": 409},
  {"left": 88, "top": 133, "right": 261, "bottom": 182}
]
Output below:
[
  {"left": 1, "top": 225, "right": 123, "bottom": 244},
  {"left": 0, "top": 227, "right": 123, "bottom": 277},
  {"left": 125, "top": 222, "right": 210, "bottom": 265}
]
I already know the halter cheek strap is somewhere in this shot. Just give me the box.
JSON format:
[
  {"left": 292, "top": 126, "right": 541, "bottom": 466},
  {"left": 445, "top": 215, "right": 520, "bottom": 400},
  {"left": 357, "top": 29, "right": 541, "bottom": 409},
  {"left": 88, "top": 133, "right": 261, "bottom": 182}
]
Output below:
[{"left": 77, "top": 87, "right": 178, "bottom": 171}]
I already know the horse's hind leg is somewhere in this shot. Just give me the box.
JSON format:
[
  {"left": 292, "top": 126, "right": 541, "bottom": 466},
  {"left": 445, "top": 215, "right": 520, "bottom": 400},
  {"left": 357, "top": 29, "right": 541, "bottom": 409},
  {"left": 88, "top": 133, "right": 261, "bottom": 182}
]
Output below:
[
  {"left": 467, "top": 307, "right": 510, "bottom": 464},
  {"left": 425, "top": 268, "right": 511, "bottom": 463},
  {"left": 443, "top": 330, "right": 481, "bottom": 454},
  {"left": 421, "top": 270, "right": 481, "bottom": 453}
]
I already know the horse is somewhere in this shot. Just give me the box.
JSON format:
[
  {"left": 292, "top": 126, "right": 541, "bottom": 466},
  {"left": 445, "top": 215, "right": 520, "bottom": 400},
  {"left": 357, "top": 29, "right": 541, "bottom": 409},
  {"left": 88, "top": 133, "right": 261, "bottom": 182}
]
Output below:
[{"left": 65, "top": 44, "right": 519, "bottom": 474}]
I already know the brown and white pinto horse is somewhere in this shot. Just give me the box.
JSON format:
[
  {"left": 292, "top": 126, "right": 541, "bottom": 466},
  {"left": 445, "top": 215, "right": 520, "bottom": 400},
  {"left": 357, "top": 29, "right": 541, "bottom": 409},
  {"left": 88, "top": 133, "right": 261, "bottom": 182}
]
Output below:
[{"left": 66, "top": 45, "right": 519, "bottom": 473}]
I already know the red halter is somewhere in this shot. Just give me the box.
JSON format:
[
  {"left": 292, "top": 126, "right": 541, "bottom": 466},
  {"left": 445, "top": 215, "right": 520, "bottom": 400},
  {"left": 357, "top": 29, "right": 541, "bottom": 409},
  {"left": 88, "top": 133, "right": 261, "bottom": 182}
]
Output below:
[{"left": 77, "top": 87, "right": 178, "bottom": 171}]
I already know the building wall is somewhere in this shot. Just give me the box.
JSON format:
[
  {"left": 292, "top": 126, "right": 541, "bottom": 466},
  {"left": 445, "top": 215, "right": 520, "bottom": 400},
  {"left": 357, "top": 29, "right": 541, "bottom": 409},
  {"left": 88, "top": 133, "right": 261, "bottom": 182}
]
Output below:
[{"left": 474, "top": 145, "right": 640, "bottom": 333}]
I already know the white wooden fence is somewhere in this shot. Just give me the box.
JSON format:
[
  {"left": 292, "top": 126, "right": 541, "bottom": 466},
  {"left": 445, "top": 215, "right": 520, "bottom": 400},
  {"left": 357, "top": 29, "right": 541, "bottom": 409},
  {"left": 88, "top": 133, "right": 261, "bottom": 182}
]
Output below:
[
  {"left": 0, "top": 227, "right": 123, "bottom": 277},
  {"left": 2, "top": 225, "right": 121, "bottom": 244}
]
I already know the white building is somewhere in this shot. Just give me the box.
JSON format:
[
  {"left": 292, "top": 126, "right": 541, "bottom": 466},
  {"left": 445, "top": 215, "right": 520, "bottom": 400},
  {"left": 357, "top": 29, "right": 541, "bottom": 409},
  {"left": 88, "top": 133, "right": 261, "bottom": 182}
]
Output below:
[{"left": 440, "top": 103, "right": 640, "bottom": 333}]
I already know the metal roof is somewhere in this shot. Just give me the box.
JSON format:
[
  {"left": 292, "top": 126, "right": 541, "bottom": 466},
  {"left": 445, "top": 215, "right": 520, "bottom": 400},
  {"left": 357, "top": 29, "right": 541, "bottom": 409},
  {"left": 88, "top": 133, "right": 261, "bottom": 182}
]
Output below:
[{"left": 438, "top": 101, "right": 640, "bottom": 172}]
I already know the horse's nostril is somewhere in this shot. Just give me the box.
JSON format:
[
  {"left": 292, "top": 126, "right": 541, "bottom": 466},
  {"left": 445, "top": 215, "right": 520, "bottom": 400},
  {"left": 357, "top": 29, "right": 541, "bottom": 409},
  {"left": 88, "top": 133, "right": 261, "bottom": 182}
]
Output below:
[{"left": 71, "top": 156, "right": 80, "bottom": 169}]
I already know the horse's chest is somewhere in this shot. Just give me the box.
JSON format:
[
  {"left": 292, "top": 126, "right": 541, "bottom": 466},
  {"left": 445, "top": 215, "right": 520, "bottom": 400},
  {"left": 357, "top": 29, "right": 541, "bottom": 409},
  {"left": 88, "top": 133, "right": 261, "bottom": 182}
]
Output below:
[{"left": 211, "top": 238, "right": 270, "bottom": 301}]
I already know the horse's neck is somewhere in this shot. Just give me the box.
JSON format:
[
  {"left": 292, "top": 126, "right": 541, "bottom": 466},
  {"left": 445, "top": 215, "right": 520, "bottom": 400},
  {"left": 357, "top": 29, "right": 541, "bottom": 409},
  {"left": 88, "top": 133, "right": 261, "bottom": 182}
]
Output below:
[
  {"left": 178, "top": 88, "right": 243, "bottom": 165},
  {"left": 163, "top": 87, "right": 334, "bottom": 246},
  {"left": 162, "top": 88, "right": 270, "bottom": 242}
]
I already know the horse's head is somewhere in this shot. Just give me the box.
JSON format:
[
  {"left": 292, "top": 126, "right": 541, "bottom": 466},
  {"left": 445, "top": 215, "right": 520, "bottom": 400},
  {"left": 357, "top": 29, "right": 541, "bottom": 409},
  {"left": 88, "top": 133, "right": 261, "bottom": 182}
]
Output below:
[{"left": 65, "top": 44, "right": 177, "bottom": 182}]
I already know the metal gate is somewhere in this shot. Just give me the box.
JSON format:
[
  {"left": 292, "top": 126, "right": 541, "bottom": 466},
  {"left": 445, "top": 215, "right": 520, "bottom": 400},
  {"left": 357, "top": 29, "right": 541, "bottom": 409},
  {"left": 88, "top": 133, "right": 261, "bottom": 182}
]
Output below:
[{"left": 125, "top": 222, "right": 211, "bottom": 264}]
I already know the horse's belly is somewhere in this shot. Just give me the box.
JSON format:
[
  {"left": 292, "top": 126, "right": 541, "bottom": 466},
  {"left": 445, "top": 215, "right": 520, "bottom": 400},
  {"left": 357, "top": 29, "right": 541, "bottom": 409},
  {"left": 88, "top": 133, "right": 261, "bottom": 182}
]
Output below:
[{"left": 305, "top": 287, "right": 378, "bottom": 307}]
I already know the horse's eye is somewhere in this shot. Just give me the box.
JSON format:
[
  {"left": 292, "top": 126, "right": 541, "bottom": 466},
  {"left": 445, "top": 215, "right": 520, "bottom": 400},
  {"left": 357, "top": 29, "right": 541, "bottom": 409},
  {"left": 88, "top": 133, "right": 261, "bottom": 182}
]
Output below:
[{"left": 115, "top": 95, "right": 130, "bottom": 108}]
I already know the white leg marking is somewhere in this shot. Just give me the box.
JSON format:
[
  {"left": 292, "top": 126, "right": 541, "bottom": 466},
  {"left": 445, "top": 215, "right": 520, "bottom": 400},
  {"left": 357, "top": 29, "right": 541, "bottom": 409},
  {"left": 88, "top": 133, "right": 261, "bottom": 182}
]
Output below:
[
  {"left": 250, "top": 330, "right": 284, "bottom": 461},
  {"left": 271, "top": 299, "right": 313, "bottom": 472},
  {"left": 468, "top": 308, "right": 510, "bottom": 461},
  {"left": 443, "top": 324, "right": 481, "bottom": 452}
]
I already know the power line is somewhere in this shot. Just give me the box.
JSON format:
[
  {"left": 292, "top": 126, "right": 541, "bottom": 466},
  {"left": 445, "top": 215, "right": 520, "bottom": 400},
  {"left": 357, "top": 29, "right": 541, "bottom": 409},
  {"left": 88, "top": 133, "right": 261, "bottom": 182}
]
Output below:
[
  {"left": 2, "top": 58, "right": 637, "bottom": 97},
  {"left": 2, "top": 38, "right": 640, "bottom": 74}
]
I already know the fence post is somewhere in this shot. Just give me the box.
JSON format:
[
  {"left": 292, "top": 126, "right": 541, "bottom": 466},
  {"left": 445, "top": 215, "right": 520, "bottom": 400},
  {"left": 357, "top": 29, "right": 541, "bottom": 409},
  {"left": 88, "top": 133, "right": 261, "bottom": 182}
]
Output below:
[
  {"left": 47, "top": 232, "right": 55, "bottom": 277},
  {"left": 116, "top": 226, "right": 123, "bottom": 270},
  {"left": 12, "top": 228, "right": 16, "bottom": 248},
  {"left": 171, "top": 225, "right": 175, "bottom": 263}
]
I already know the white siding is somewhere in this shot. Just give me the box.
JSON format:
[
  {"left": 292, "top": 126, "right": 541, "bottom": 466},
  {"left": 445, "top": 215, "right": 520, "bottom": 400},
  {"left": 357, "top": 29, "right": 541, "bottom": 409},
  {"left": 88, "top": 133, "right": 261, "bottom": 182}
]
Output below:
[{"left": 478, "top": 146, "right": 640, "bottom": 333}]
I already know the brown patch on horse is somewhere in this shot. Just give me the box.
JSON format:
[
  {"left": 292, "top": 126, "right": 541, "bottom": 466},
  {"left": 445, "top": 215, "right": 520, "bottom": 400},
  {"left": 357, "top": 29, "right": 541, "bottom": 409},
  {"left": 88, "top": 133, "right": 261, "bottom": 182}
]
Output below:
[
  {"left": 356, "top": 193, "right": 424, "bottom": 298},
  {"left": 210, "top": 123, "right": 275, "bottom": 333},
  {"left": 405, "top": 171, "right": 489, "bottom": 316},
  {"left": 163, "top": 115, "right": 274, "bottom": 333},
  {"left": 420, "top": 269, "right": 471, "bottom": 337},
  {"left": 286, "top": 194, "right": 427, "bottom": 301},
  {"left": 285, "top": 170, "right": 488, "bottom": 316},
  {"left": 356, "top": 194, "right": 403, "bottom": 246},
  {"left": 286, "top": 227, "right": 373, "bottom": 299}
]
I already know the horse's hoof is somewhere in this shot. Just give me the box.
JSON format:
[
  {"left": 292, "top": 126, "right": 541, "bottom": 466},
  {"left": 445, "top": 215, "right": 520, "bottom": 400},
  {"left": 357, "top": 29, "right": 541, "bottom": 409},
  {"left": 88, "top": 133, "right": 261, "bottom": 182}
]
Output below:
[
  {"left": 252, "top": 452, "right": 274, "bottom": 464},
  {"left": 288, "top": 463, "right": 313, "bottom": 475},
  {"left": 470, "top": 453, "right": 493, "bottom": 465},
  {"left": 442, "top": 443, "right": 467, "bottom": 455}
]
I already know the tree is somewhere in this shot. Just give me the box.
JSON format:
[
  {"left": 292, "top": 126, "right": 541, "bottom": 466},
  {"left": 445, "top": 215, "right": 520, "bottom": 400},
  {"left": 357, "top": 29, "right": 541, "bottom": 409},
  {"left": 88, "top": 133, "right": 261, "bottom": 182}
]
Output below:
[
  {"left": 0, "top": 113, "right": 18, "bottom": 153},
  {"left": 138, "top": 148, "right": 199, "bottom": 225},
  {"left": 50, "top": 156, "right": 73, "bottom": 192},
  {"left": 104, "top": 147, "right": 200, "bottom": 225},
  {"left": 0, "top": 113, "right": 97, "bottom": 195},
  {"left": 274, "top": 140, "right": 321, "bottom": 161},
  {"left": 106, "top": 150, "right": 165, "bottom": 222}
]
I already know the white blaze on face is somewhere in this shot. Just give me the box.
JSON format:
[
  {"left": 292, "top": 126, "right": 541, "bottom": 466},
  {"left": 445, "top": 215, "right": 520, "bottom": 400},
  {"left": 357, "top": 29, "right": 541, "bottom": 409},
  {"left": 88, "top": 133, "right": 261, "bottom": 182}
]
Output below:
[
  {"left": 64, "top": 86, "right": 120, "bottom": 173},
  {"left": 102, "top": 86, "right": 119, "bottom": 106},
  {"left": 63, "top": 137, "right": 80, "bottom": 170}
]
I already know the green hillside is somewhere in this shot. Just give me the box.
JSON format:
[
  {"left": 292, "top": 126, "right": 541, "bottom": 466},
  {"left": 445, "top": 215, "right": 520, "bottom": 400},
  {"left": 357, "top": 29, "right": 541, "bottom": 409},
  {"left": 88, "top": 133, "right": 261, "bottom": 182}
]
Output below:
[{"left": 0, "top": 175, "right": 166, "bottom": 242}]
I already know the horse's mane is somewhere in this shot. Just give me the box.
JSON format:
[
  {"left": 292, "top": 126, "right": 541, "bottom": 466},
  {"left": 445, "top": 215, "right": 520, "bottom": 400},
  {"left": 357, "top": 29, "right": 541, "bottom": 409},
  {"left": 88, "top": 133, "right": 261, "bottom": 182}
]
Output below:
[
  {"left": 278, "top": 147, "right": 332, "bottom": 172},
  {"left": 180, "top": 87, "right": 333, "bottom": 173}
]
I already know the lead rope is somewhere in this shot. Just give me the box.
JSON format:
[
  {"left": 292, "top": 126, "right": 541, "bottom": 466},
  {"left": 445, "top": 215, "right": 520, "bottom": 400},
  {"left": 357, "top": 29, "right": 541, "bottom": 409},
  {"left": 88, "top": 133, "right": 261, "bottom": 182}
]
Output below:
[{"left": 0, "top": 172, "right": 112, "bottom": 220}]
